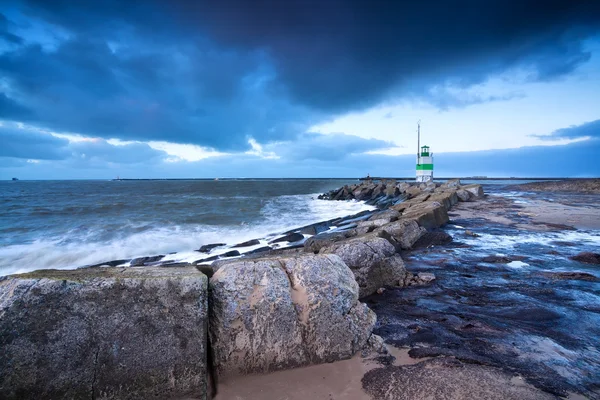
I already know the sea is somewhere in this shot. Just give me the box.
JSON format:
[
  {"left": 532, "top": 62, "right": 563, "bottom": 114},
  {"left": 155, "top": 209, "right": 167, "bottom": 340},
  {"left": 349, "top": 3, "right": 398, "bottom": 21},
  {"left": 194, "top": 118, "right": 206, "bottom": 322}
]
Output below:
[
  {"left": 2, "top": 178, "right": 598, "bottom": 277},
  {"left": 0, "top": 179, "right": 372, "bottom": 275}
]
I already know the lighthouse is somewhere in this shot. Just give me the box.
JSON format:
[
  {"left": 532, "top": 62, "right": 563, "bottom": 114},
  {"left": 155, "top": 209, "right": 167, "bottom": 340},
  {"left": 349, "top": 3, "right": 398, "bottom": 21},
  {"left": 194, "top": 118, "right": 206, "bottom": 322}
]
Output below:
[{"left": 416, "top": 122, "right": 434, "bottom": 182}]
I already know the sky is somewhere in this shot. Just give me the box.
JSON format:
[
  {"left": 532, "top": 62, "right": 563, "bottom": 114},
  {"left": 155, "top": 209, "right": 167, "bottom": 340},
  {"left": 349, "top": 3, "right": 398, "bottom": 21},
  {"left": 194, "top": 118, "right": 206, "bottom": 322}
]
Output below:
[{"left": 1, "top": 0, "right": 599, "bottom": 179}]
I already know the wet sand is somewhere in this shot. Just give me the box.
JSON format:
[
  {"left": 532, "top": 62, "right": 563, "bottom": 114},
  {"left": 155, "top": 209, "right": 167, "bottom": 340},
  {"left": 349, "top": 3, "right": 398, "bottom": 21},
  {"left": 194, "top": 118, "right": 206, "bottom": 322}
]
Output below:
[
  {"left": 215, "top": 352, "right": 375, "bottom": 400},
  {"left": 449, "top": 192, "right": 600, "bottom": 230},
  {"left": 215, "top": 347, "right": 427, "bottom": 400},
  {"left": 215, "top": 345, "right": 561, "bottom": 400}
]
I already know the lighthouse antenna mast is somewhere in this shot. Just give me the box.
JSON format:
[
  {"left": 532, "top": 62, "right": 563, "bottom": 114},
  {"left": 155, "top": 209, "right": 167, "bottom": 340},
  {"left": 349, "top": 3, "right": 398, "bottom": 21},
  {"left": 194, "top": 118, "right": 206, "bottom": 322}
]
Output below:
[{"left": 417, "top": 120, "right": 421, "bottom": 158}]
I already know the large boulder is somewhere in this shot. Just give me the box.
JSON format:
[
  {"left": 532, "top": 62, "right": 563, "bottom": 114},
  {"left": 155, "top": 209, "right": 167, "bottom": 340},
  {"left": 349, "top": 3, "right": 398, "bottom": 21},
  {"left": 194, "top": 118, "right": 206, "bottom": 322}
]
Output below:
[
  {"left": 456, "top": 189, "right": 472, "bottom": 202},
  {"left": 375, "top": 219, "right": 427, "bottom": 250},
  {"left": 443, "top": 178, "right": 461, "bottom": 188},
  {"left": 384, "top": 184, "right": 398, "bottom": 197},
  {"left": 0, "top": 267, "right": 208, "bottom": 400},
  {"left": 462, "top": 184, "right": 484, "bottom": 198},
  {"left": 356, "top": 218, "right": 390, "bottom": 235},
  {"left": 400, "top": 201, "right": 449, "bottom": 230},
  {"left": 428, "top": 191, "right": 459, "bottom": 210},
  {"left": 367, "top": 209, "right": 401, "bottom": 223},
  {"left": 320, "top": 235, "right": 407, "bottom": 297},
  {"left": 405, "top": 185, "right": 422, "bottom": 198},
  {"left": 303, "top": 230, "right": 357, "bottom": 253},
  {"left": 209, "top": 254, "right": 375, "bottom": 378}
]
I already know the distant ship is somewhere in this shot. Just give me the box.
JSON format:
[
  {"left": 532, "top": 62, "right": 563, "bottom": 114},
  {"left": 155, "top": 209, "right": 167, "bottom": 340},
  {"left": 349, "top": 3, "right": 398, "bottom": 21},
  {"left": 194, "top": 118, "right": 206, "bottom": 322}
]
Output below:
[{"left": 11, "top": 177, "right": 18, "bottom": 181}]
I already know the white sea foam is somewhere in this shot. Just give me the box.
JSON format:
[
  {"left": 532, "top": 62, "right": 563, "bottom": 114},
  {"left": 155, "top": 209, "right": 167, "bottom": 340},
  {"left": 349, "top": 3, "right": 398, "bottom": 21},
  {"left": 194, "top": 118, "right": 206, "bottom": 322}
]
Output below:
[
  {"left": 507, "top": 261, "right": 529, "bottom": 268},
  {"left": 0, "top": 194, "right": 375, "bottom": 276},
  {"left": 455, "top": 229, "right": 600, "bottom": 252}
]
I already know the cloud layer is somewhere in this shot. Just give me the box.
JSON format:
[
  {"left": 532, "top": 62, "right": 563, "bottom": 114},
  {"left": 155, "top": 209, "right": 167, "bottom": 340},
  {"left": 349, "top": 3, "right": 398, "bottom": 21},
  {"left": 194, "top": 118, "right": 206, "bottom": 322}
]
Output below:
[
  {"left": 0, "top": 123, "right": 168, "bottom": 169},
  {"left": 1, "top": 1, "right": 599, "bottom": 153}
]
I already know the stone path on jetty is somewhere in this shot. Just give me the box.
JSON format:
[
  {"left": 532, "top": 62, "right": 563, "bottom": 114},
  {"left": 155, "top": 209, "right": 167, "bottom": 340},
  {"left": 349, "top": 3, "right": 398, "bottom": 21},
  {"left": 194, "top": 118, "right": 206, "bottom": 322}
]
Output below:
[{"left": 1, "top": 179, "right": 599, "bottom": 399}]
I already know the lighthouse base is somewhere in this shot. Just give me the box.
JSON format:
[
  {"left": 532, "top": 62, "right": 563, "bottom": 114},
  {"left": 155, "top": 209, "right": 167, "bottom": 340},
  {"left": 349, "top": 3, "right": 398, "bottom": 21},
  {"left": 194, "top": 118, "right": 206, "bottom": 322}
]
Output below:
[
  {"left": 416, "top": 176, "right": 433, "bottom": 183},
  {"left": 416, "top": 173, "right": 433, "bottom": 183}
]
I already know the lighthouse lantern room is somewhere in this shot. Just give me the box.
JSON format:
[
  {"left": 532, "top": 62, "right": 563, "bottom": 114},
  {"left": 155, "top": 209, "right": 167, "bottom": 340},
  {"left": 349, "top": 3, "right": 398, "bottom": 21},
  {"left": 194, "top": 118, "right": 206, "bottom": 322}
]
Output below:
[{"left": 415, "top": 122, "right": 434, "bottom": 182}]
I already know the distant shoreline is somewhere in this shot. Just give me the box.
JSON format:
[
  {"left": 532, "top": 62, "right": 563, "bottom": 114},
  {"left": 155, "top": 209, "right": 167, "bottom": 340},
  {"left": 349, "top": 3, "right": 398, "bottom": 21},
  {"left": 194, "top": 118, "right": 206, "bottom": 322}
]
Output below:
[
  {"left": 5, "top": 177, "right": 598, "bottom": 182},
  {"left": 109, "top": 177, "right": 595, "bottom": 181}
]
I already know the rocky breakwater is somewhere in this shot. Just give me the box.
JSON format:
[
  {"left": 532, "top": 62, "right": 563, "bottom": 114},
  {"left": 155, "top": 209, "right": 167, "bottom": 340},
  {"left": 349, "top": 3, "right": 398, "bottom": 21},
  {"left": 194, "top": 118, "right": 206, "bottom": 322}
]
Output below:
[
  {"left": 0, "top": 267, "right": 208, "bottom": 399},
  {"left": 314, "top": 179, "right": 484, "bottom": 296},
  {"left": 0, "top": 178, "right": 485, "bottom": 399},
  {"left": 0, "top": 254, "right": 381, "bottom": 398}
]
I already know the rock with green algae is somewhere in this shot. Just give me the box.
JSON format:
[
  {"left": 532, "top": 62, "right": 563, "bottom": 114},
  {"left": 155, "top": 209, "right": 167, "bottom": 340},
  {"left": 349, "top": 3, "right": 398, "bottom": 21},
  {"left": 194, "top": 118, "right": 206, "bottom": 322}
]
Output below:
[{"left": 0, "top": 266, "right": 208, "bottom": 400}]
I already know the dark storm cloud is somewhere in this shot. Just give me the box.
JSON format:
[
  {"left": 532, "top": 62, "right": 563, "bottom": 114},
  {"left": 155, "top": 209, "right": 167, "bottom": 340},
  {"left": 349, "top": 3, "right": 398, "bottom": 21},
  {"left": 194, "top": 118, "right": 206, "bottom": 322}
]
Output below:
[
  {"left": 533, "top": 119, "right": 600, "bottom": 141},
  {"left": 0, "top": 92, "right": 33, "bottom": 119},
  {"left": 0, "top": 12, "right": 22, "bottom": 44},
  {"left": 0, "top": 34, "right": 314, "bottom": 150},
  {"left": 0, "top": 124, "right": 69, "bottom": 159},
  {"left": 69, "top": 140, "right": 167, "bottom": 165},
  {"left": 1, "top": 0, "right": 599, "bottom": 150},
  {"left": 0, "top": 123, "right": 168, "bottom": 166},
  {"left": 185, "top": 0, "right": 600, "bottom": 111}
]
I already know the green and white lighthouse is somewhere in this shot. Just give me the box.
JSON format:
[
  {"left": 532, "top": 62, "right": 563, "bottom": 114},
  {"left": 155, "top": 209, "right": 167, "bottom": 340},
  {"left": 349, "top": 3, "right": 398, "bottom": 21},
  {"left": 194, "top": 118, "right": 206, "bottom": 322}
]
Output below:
[{"left": 416, "top": 121, "right": 434, "bottom": 182}]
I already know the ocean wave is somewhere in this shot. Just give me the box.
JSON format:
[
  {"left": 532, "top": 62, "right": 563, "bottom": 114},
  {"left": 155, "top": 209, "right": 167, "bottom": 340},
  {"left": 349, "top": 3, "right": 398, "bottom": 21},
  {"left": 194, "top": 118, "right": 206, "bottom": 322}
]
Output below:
[{"left": 0, "top": 194, "right": 374, "bottom": 276}]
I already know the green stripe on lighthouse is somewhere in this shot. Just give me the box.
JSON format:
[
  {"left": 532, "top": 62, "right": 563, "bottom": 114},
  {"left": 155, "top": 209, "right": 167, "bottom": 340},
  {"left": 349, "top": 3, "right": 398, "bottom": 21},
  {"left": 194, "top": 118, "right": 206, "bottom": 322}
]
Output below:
[{"left": 416, "top": 164, "right": 434, "bottom": 170}]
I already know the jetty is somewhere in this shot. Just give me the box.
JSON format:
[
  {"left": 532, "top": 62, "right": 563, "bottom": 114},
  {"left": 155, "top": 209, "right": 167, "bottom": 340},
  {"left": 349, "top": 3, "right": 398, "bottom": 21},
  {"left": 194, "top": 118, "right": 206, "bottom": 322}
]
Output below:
[{"left": 2, "top": 179, "right": 599, "bottom": 399}]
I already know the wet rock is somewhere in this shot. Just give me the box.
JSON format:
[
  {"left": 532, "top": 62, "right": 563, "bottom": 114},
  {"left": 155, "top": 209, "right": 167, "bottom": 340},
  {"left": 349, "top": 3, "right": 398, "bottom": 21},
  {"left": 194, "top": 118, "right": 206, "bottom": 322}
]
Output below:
[
  {"left": 83, "top": 259, "right": 130, "bottom": 269},
  {"left": 411, "top": 231, "right": 453, "bottom": 249},
  {"left": 129, "top": 255, "right": 165, "bottom": 266},
  {"left": 385, "top": 184, "right": 399, "bottom": 197},
  {"left": 222, "top": 250, "right": 241, "bottom": 257},
  {"left": 368, "top": 209, "right": 401, "bottom": 222},
  {"left": 197, "top": 243, "right": 226, "bottom": 253},
  {"left": 444, "top": 178, "right": 461, "bottom": 188},
  {"left": 400, "top": 201, "right": 449, "bottom": 230},
  {"left": 405, "top": 186, "right": 422, "bottom": 198},
  {"left": 232, "top": 239, "right": 261, "bottom": 248},
  {"left": 303, "top": 230, "right": 357, "bottom": 253},
  {"left": 209, "top": 254, "right": 376, "bottom": 378},
  {"left": 245, "top": 246, "right": 272, "bottom": 255},
  {"left": 375, "top": 219, "right": 427, "bottom": 250},
  {"left": 539, "top": 271, "right": 599, "bottom": 282},
  {"left": 428, "top": 191, "right": 459, "bottom": 210},
  {"left": 269, "top": 232, "right": 305, "bottom": 244},
  {"left": 509, "top": 179, "right": 600, "bottom": 194},
  {"left": 0, "top": 267, "right": 208, "bottom": 399},
  {"left": 549, "top": 241, "right": 576, "bottom": 247},
  {"left": 456, "top": 189, "right": 472, "bottom": 202},
  {"left": 532, "top": 222, "right": 576, "bottom": 231},
  {"left": 329, "top": 223, "right": 358, "bottom": 233},
  {"left": 356, "top": 218, "right": 390, "bottom": 235},
  {"left": 481, "top": 255, "right": 513, "bottom": 263},
  {"left": 159, "top": 262, "right": 194, "bottom": 268},
  {"left": 462, "top": 184, "right": 484, "bottom": 198},
  {"left": 464, "top": 230, "right": 480, "bottom": 237},
  {"left": 569, "top": 251, "right": 600, "bottom": 264},
  {"left": 320, "top": 234, "right": 408, "bottom": 297},
  {"left": 417, "top": 272, "right": 436, "bottom": 283},
  {"left": 362, "top": 358, "right": 555, "bottom": 400},
  {"left": 194, "top": 255, "right": 219, "bottom": 264},
  {"left": 403, "top": 271, "right": 437, "bottom": 286},
  {"left": 362, "top": 334, "right": 388, "bottom": 356}
]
